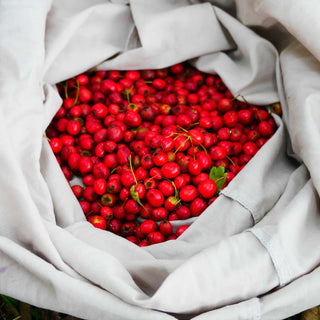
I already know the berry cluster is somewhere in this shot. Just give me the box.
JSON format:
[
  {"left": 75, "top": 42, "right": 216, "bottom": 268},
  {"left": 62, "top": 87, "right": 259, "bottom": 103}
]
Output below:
[{"left": 46, "top": 62, "right": 277, "bottom": 246}]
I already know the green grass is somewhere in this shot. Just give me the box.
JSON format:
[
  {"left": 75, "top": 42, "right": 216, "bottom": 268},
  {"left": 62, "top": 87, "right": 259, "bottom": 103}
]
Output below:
[
  {"left": 0, "top": 295, "right": 81, "bottom": 320},
  {"left": 0, "top": 294, "right": 315, "bottom": 320}
]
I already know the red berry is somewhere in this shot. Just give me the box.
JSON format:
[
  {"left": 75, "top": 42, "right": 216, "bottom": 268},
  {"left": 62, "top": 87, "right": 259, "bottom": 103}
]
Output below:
[
  {"left": 101, "top": 193, "right": 116, "bottom": 207},
  {"left": 101, "top": 206, "right": 113, "bottom": 219},
  {"left": 124, "top": 110, "right": 141, "bottom": 127},
  {"left": 153, "top": 151, "right": 169, "bottom": 167},
  {"left": 258, "top": 121, "right": 273, "bottom": 137},
  {"left": 176, "top": 225, "right": 189, "bottom": 237},
  {"left": 179, "top": 185, "right": 197, "bottom": 202},
  {"left": 140, "top": 219, "right": 157, "bottom": 235},
  {"left": 188, "top": 129, "right": 204, "bottom": 146},
  {"left": 93, "top": 178, "right": 107, "bottom": 195},
  {"left": 71, "top": 185, "right": 83, "bottom": 199},
  {"left": 146, "top": 189, "right": 164, "bottom": 208},
  {"left": 243, "top": 142, "right": 258, "bottom": 156},
  {"left": 187, "top": 159, "right": 202, "bottom": 176},
  {"left": 175, "top": 206, "right": 191, "bottom": 219},
  {"left": 223, "top": 111, "right": 238, "bottom": 127},
  {"left": 198, "top": 180, "right": 217, "bottom": 199},
  {"left": 161, "top": 162, "right": 180, "bottom": 179},
  {"left": 49, "top": 137, "right": 63, "bottom": 154},
  {"left": 159, "top": 220, "right": 173, "bottom": 236},
  {"left": 88, "top": 215, "right": 106, "bottom": 230},
  {"left": 108, "top": 219, "right": 122, "bottom": 233},
  {"left": 146, "top": 231, "right": 165, "bottom": 244},
  {"left": 217, "top": 98, "right": 233, "bottom": 113},
  {"left": 158, "top": 180, "right": 174, "bottom": 197},
  {"left": 210, "top": 146, "right": 227, "bottom": 160},
  {"left": 152, "top": 207, "right": 168, "bottom": 221},
  {"left": 78, "top": 156, "right": 93, "bottom": 175},
  {"left": 67, "top": 120, "right": 81, "bottom": 136},
  {"left": 79, "top": 86, "right": 92, "bottom": 103},
  {"left": 190, "top": 197, "right": 207, "bottom": 216}
]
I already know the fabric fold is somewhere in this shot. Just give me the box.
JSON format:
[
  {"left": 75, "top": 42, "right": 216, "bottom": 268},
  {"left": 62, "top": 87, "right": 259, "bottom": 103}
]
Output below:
[{"left": 1, "top": 0, "right": 320, "bottom": 319}]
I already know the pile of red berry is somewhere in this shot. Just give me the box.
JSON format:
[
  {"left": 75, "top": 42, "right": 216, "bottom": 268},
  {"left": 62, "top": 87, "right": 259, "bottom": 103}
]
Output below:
[{"left": 46, "top": 62, "right": 277, "bottom": 246}]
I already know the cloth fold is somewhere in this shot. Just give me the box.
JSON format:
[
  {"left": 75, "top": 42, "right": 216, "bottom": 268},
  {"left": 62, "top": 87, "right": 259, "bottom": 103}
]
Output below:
[{"left": 0, "top": 0, "right": 319, "bottom": 319}]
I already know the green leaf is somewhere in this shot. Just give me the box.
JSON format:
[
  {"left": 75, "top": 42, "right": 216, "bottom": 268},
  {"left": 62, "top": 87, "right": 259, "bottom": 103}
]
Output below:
[{"left": 209, "top": 166, "right": 227, "bottom": 193}]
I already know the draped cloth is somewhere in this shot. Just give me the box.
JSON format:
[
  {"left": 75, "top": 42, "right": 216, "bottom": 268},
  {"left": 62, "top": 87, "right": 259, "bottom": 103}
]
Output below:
[{"left": 1, "top": 1, "right": 320, "bottom": 319}]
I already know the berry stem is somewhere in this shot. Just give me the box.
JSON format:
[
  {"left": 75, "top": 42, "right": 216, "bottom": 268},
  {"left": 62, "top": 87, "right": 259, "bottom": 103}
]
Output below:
[
  {"left": 128, "top": 155, "right": 138, "bottom": 186},
  {"left": 64, "top": 81, "right": 69, "bottom": 99},
  {"left": 71, "top": 78, "right": 80, "bottom": 106}
]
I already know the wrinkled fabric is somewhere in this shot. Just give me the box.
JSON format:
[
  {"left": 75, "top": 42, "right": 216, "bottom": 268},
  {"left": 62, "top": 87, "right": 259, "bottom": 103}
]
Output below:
[{"left": 0, "top": 0, "right": 319, "bottom": 319}]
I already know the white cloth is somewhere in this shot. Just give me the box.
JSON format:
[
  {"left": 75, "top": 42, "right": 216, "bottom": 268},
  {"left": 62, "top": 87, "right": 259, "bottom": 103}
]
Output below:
[{"left": 0, "top": 0, "right": 320, "bottom": 319}]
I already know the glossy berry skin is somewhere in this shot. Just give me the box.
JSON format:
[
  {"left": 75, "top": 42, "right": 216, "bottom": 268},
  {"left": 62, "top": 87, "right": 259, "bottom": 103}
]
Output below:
[
  {"left": 88, "top": 215, "right": 107, "bottom": 230},
  {"left": 174, "top": 175, "right": 187, "bottom": 189},
  {"left": 92, "top": 162, "right": 109, "bottom": 179},
  {"left": 158, "top": 180, "right": 174, "bottom": 197},
  {"left": 146, "top": 231, "right": 165, "bottom": 244},
  {"left": 146, "top": 189, "right": 164, "bottom": 208},
  {"left": 120, "top": 222, "right": 136, "bottom": 237},
  {"left": 176, "top": 225, "right": 189, "bottom": 237},
  {"left": 49, "top": 137, "right": 63, "bottom": 154},
  {"left": 190, "top": 198, "right": 207, "bottom": 216},
  {"left": 124, "top": 199, "right": 141, "bottom": 215},
  {"left": 164, "top": 196, "right": 180, "bottom": 212},
  {"left": 78, "top": 156, "right": 93, "bottom": 175},
  {"left": 210, "top": 146, "right": 227, "bottom": 160},
  {"left": 140, "top": 219, "right": 157, "bottom": 235},
  {"left": 124, "top": 110, "right": 141, "bottom": 127},
  {"left": 47, "top": 63, "right": 278, "bottom": 247},
  {"left": 67, "top": 120, "right": 81, "bottom": 136},
  {"left": 93, "top": 178, "right": 107, "bottom": 195},
  {"left": 238, "top": 109, "right": 253, "bottom": 125},
  {"left": 179, "top": 185, "right": 197, "bottom": 202},
  {"left": 223, "top": 111, "right": 238, "bottom": 127},
  {"left": 217, "top": 98, "right": 233, "bottom": 113},
  {"left": 192, "top": 173, "right": 209, "bottom": 186},
  {"left": 101, "top": 193, "right": 116, "bottom": 207},
  {"left": 108, "top": 219, "right": 122, "bottom": 233},
  {"left": 92, "top": 103, "right": 108, "bottom": 119},
  {"left": 106, "top": 178, "right": 121, "bottom": 194},
  {"left": 71, "top": 185, "right": 83, "bottom": 199},
  {"left": 132, "top": 183, "right": 146, "bottom": 199},
  {"left": 258, "top": 121, "right": 273, "bottom": 137},
  {"left": 100, "top": 206, "right": 113, "bottom": 219},
  {"left": 79, "top": 200, "right": 91, "bottom": 215},
  {"left": 161, "top": 162, "right": 180, "bottom": 179},
  {"left": 175, "top": 206, "right": 191, "bottom": 220},
  {"left": 152, "top": 207, "right": 168, "bottom": 221},
  {"left": 198, "top": 180, "right": 217, "bottom": 199},
  {"left": 187, "top": 159, "right": 202, "bottom": 176},
  {"left": 174, "top": 135, "right": 190, "bottom": 152},
  {"left": 188, "top": 129, "right": 204, "bottom": 146},
  {"left": 243, "top": 142, "right": 258, "bottom": 156},
  {"left": 159, "top": 220, "right": 173, "bottom": 236},
  {"left": 153, "top": 151, "right": 169, "bottom": 167}
]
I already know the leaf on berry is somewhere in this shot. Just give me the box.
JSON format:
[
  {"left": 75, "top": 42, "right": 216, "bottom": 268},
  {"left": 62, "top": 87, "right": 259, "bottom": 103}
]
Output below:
[
  {"left": 209, "top": 166, "right": 227, "bottom": 192},
  {"left": 130, "top": 185, "right": 140, "bottom": 202}
]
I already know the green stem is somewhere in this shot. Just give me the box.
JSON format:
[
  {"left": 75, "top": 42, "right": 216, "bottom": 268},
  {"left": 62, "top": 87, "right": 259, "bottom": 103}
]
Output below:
[
  {"left": 125, "top": 85, "right": 134, "bottom": 103},
  {"left": 226, "top": 156, "right": 235, "bottom": 167},
  {"left": 173, "top": 136, "right": 190, "bottom": 154},
  {"left": 64, "top": 81, "right": 69, "bottom": 99},
  {"left": 231, "top": 94, "right": 240, "bottom": 101},
  {"left": 170, "top": 179, "right": 180, "bottom": 199},
  {"left": 128, "top": 155, "right": 138, "bottom": 185},
  {"left": 71, "top": 78, "right": 80, "bottom": 106}
]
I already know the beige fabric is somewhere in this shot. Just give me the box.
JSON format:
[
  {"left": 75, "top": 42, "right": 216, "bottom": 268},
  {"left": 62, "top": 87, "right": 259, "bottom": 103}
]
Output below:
[{"left": 0, "top": 0, "right": 319, "bottom": 319}]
